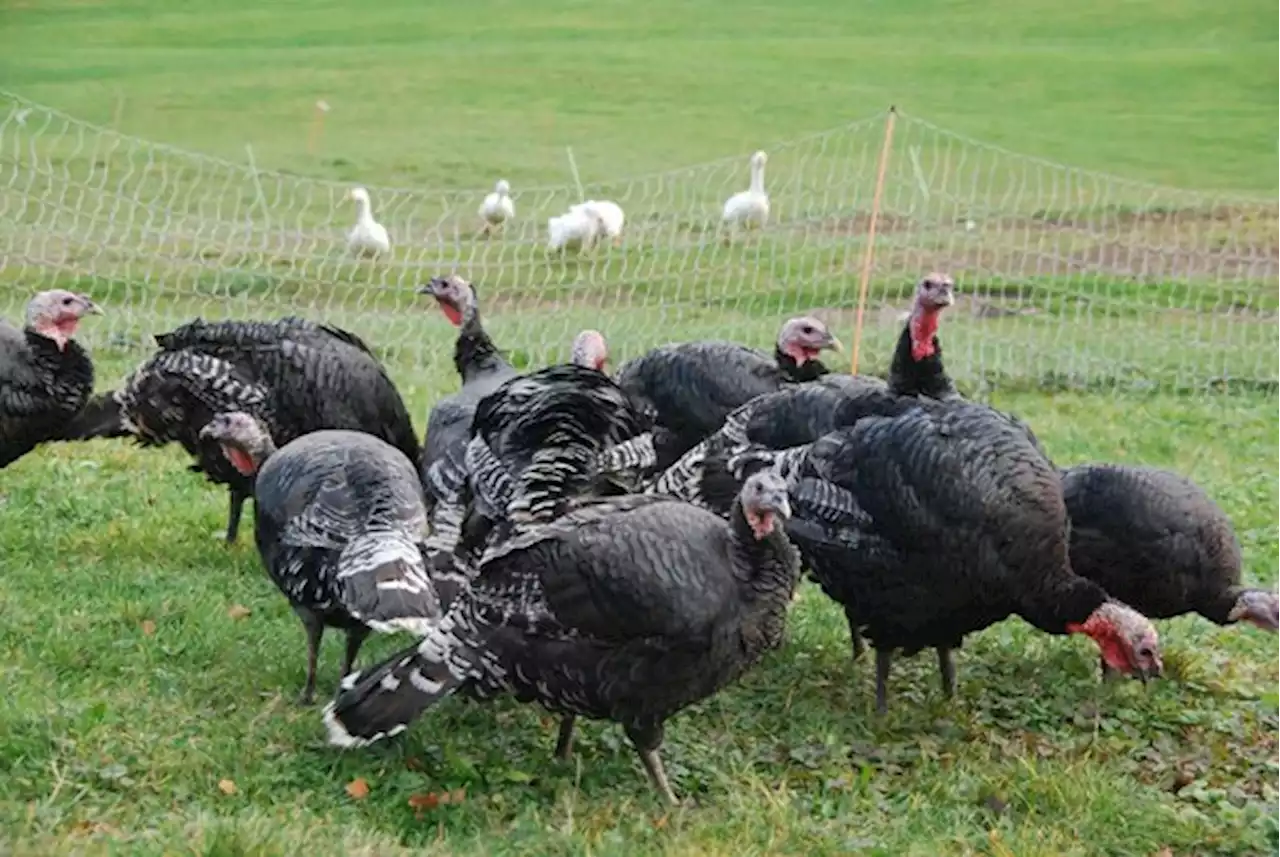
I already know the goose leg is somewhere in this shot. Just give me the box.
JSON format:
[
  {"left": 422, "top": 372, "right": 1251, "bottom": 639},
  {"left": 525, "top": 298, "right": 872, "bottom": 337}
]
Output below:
[
  {"left": 224, "top": 488, "right": 248, "bottom": 544},
  {"left": 294, "top": 606, "right": 324, "bottom": 706},
  {"left": 554, "top": 715, "right": 577, "bottom": 760},
  {"left": 340, "top": 625, "right": 371, "bottom": 677},
  {"left": 626, "top": 723, "right": 677, "bottom": 806},
  {"left": 874, "top": 648, "right": 893, "bottom": 715},
  {"left": 936, "top": 646, "right": 956, "bottom": 698}
]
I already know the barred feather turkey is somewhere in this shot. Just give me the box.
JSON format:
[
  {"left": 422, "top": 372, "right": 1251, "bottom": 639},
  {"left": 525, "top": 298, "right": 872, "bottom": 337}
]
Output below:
[
  {"left": 0, "top": 290, "right": 102, "bottom": 468},
  {"left": 447, "top": 360, "right": 654, "bottom": 563},
  {"left": 322, "top": 471, "right": 800, "bottom": 805},
  {"left": 199, "top": 413, "right": 459, "bottom": 704},
  {"left": 64, "top": 316, "right": 419, "bottom": 543},
  {"left": 1061, "top": 463, "right": 1279, "bottom": 647}
]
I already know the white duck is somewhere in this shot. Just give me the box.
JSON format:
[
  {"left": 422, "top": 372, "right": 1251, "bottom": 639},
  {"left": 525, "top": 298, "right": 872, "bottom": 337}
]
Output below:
[
  {"left": 547, "top": 206, "right": 605, "bottom": 255},
  {"left": 478, "top": 179, "right": 515, "bottom": 236},
  {"left": 345, "top": 187, "right": 390, "bottom": 257},
  {"left": 720, "top": 150, "right": 770, "bottom": 242},
  {"left": 569, "top": 199, "right": 625, "bottom": 246}
]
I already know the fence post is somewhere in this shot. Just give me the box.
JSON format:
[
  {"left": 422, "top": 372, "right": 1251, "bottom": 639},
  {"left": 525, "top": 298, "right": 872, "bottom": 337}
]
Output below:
[{"left": 849, "top": 105, "right": 898, "bottom": 375}]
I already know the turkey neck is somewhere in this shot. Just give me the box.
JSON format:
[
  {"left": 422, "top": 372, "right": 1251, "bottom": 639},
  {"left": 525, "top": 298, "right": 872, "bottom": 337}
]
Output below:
[
  {"left": 726, "top": 502, "right": 802, "bottom": 654},
  {"left": 452, "top": 305, "right": 506, "bottom": 383},
  {"left": 886, "top": 308, "right": 955, "bottom": 399},
  {"left": 1019, "top": 566, "right": 1110, "bottom": 635},
  {"left": 774, "top": 345, "right": 829, "bottom": 383},
  {"left": 24, "top": 328, "right": 92, "bottom": 385}
]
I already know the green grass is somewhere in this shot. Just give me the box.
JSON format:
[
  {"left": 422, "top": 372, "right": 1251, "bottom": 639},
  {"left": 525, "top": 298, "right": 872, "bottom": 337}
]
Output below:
[{"left": 0, "top": 0, "right": 1278, "bottom": 854}]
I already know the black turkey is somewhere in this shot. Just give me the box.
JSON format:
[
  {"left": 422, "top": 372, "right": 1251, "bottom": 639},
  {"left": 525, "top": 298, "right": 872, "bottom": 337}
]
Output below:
[
  {"left": 612, "top": 314, "right": 843, "bottom": 469},
  {"left": 64, "top": 316, "right": 419, "bottom": 543},
  {"left": 417, "top": 275, "right": 520, "bottom": 482},
  {"left": 1061, "top": 463, "right": 1278, "bottom": 651},
  {"left": 783, "top": 398, "right": 1162, "bottom": 713},
  {"left": 199, "top": 412, "right": 459, "bottom": 703},
  {"left": 0, "top": 290, "right": 101, "bottom": 468},
  {"left": 322, "top": 471, "right": 800, "bottom": 805}
]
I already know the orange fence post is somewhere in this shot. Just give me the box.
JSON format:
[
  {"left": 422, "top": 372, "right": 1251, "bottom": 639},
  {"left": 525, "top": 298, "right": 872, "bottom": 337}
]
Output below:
[{"left": 849, "top": 106, "right": 898, "bottom": 375}]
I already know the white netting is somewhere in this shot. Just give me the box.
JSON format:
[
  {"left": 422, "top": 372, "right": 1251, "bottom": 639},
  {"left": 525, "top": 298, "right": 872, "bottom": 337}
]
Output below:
[{"left": 1, "top": 91, "right": 1275, "bottom": 396}]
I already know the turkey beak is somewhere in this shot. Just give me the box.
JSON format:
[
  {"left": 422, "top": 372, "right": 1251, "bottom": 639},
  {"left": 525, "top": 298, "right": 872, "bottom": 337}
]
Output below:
[
  {"left": 416, "top": 278, "right": 443, "bottom": 296},
  {"left": 199, "top": 418, "right": 227, "bottom": 442},
  {"left": 79, "top": 296, "right": 104, "bottom": 315},
  {"left": 823, "top": 334, "right": 844, "bottom": 353},
  {"left": 936, "top": 286, "right": 956, "bottom": 308},
  {"left": 765, "top": 491, "right": 792, "bottom": 522}
]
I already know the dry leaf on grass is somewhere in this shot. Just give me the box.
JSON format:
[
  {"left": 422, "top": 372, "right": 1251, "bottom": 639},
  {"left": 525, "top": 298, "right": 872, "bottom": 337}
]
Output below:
[
  {"left": 408, "top": 789, "right": 465, "bottom": 817},
  {"left": 226, "top": 604, "right": 252, "bottom": 620},
  {"left": 217, "top": 778, "right": 237, "bottom": 795},
  {"left": 140, "top": 620, "right": 156, "bottom": 636},
  {"left": 346, "top": 777, "right": 370, "bottom": 800},
  {"left": 1152, "top": 849, "right": 1174, "bottom": 857}
]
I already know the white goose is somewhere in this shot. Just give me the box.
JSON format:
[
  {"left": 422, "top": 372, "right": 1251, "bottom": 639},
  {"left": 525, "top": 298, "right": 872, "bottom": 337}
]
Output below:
[
  {"left": 569, "top": 199, "right": 625, "bottom": 246},
  {"left": 345, "top": 187, "right": 390, "bottom": 257},
  {"left": 547, "top": 206, "right": 605, "bottom": 255},
  {"left": 720, "top": 150, "right": 770, "bottom": 243},
  {"left": 478, "top": 179, "right": 515, "bottom": 236}
]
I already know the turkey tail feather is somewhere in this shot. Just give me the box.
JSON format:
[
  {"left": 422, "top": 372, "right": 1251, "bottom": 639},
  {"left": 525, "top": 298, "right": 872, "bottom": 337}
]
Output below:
[{"left": 322, "top": 616, "right": 487, "bottom": 747}]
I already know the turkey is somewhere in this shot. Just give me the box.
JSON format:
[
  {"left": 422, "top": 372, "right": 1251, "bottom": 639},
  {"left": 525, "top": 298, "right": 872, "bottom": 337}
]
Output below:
[
  {"left": 620, "top": 272, "right": 963, "bottom": 515},
  {"left": 198, "top": 413, "right": 460, "bottom": 704},
  {"left": 418, "top": 322, "right": 618, "bottom": 567},
  {"left": 417, "top": 275, "right": 518, "bottom": 482},
  {"left": 451, "top": 360, "right": 654, "bottom": 562},
  {"left": 1061, "top": 464, "right": 1278, "bottom": 652},
  {"left": 612, "top": 315, "right": 843, "bottom": 469},
  {"left": 322, "top": 472, "right": 801, "bottom": 805},
  {"left": 64, "top": 316, "right": 419, "bottom": 543},
  {"left": 783, "top": 398, "right": 1163, "bottom": 713},
  {"left": 0, "top": 290, "right": 102, "bottom": 468}
]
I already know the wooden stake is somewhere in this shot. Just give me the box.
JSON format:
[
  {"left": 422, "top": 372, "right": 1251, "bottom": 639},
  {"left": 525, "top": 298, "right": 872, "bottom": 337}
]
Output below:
[
  {"left": 850, "top": 106, "right": 898, "bottom": 376},
  {"left": 308, "top": 99, "right": 330, "bottom": 155}
]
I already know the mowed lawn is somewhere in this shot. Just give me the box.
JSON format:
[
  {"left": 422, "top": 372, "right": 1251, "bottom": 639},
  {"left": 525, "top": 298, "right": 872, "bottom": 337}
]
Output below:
[{"left": 1, "top": 0, "right": 1278, "bottom": 855}]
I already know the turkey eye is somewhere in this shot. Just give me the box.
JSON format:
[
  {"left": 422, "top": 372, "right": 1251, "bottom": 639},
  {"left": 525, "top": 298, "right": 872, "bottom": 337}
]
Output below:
[
  {"left": 62, "top": 297, "right": 73, "bottom": 304},
  {"left": 1138, "top": 646, "right": 1152, "bottom": 658}
]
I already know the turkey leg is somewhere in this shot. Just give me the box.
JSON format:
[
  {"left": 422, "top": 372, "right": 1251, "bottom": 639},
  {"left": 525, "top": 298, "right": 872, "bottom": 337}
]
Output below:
[
  {"left": 294, "top": 606, "right": 325, "bottom": 706},
  {"left": 626, "top": 723, "right": 678, "bottom": 805},
  {"left": 224, "top": 487, "right": 249, "bottom": 544},
  {"left": 554, "top": 715, "right": 577, "bottom": 760}
]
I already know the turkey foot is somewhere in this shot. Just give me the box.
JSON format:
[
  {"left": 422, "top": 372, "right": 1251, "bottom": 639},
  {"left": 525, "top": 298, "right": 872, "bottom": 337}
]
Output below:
[{"left": 627, "top": 723, "right": 677, "bottom": 805}]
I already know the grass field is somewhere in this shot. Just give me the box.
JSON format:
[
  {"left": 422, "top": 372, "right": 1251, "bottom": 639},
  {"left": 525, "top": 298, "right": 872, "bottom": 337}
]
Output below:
[{"left": 1, "top": 0, "right": 1278, "bottom": 855}]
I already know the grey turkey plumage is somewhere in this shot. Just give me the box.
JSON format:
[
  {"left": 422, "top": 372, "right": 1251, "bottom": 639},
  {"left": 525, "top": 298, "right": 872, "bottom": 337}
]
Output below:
[
  {"left": 63, "top": 316, "right": 419, "bottom": 543},
  {"left": 0, "top": 290, "right": 101, "bottom": 468},
  {"left": 199, "top": 414, "right": 461, "bottom": 704},
  {"left": 783, "top": 398, "right": 1163, "bottom": 712},
  {"left": 322, "top": 471, "right": 800, "bottom": 805},
  {"left": 1061, "top": 463, "right": 1278, "bottom": 639}
]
